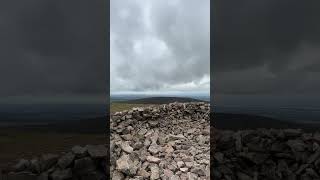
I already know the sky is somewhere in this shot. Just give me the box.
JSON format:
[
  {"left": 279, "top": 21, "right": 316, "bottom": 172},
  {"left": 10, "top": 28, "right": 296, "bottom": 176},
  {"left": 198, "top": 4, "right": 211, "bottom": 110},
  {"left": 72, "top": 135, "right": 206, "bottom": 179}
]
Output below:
[
  {"left": 214, "top": 0, "right": 320, "bottom": 107},
  {"left": 110, "top": 0, "right": 210, "bottom": 95},
  {"left": 0, "top": 0, "right": 107, "bottom": 103}
]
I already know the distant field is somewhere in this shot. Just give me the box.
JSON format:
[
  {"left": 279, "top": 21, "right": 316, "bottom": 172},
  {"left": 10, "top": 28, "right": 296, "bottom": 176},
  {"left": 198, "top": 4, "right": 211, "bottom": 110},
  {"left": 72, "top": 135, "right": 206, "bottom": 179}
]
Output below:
[{"left": 110, "top": 102, "right": 151, "bottom": 113}]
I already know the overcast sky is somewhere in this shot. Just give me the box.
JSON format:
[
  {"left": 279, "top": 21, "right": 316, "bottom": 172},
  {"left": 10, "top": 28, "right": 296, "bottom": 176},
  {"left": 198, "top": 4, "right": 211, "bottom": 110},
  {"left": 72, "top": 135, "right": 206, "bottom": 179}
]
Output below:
[
  {"left": 214, "top": 0, "right": 320, "bottom": 106},
  {"left": 0, "top": 0, "right": 106, "bottom": 102},
  {"left": 110, "top": 0, "right": 210, "bottom": 94}
]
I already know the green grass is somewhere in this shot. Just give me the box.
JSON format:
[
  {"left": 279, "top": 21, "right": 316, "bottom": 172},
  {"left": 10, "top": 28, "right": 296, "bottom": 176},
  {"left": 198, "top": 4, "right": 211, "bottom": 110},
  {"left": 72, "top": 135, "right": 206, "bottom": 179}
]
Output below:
[{"left": 110, "top": 102, "right": 151, "bottom": 113}]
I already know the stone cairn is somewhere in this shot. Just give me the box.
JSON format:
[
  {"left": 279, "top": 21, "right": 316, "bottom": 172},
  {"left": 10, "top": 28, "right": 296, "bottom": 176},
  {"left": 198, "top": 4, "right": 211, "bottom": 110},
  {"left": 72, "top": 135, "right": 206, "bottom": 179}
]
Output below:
[
  {"left": 0, "top": 144, "right": 108, "bottom": 180},
  {"left": 213, "top": 129, "right": 320, "bottom": 180},
  {"left": 110, "top": 102, "right": 210, "bottom": 180}
]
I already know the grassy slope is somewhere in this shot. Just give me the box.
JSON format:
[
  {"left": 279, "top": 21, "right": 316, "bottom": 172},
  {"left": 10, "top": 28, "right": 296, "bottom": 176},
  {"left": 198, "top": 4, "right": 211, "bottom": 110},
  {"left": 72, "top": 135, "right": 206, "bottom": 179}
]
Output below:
[{"left": 110, "top": 102, "right": 151, "bottom": 113}]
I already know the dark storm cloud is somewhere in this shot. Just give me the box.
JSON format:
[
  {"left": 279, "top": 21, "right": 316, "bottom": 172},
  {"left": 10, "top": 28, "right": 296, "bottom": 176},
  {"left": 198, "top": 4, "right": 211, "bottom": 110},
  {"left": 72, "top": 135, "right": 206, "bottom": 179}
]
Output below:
[
  {"left": 0, "top": 0, "right": 106, "bottom": 97},
  {"left": 214, "top": 0, "right": 320, "bottom": 95}
]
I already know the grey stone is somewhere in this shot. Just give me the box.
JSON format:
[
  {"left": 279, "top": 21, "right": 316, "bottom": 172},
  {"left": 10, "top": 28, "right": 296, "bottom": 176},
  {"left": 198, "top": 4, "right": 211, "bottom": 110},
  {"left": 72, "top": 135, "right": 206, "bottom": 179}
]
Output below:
[
  {"left": 120, "top": 142, "right": 133, "bottom": 154},
  {"left": 40, "top": 154, "right": 59, "bottom": 171},
  {"left": 150, "top": 164, "right": 160, "bottom": 180},
  {"left": 112, "top": 170, "right": 125, "bottom": 180},
  {"left": 116, "top": 154, "right": 138, "bottom": 176},
  {"left": 73, "top": 157, "right": 96, "bottom": 176},
  {"left": 50, "top": 169, "right": 72, "bottom": 180},
  {"left": 170, "top": 175, "right": 180, "bottom": 180},
  {"left": 87, "top": 145, "right": 108, "bottom": 158},
  {"left": 71, "top": 145, "right": 87, "bottom": 157},
  {"left": 13, "top": 159, "right": 30, "bottom": 172},
  {"left": 287, "top": 140, "right": 306, "bottom": 152},
  {"left": 148, "top": 145, "right": 160, "bottom": 155},
  {"left": 146, "top": 156, "right": 161, "bottom": 163},
  {"left": 57, "top": 152, "right": 75, "bottom": 169},
  {"left": 30, "top": 158, "right": 41, "bottom": 173}
]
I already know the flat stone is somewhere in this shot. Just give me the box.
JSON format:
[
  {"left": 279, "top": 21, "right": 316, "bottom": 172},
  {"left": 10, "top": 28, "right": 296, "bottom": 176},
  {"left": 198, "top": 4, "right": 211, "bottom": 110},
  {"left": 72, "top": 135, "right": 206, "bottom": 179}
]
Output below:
[
  {"left": 167, "top": 134, "right": 186, "bottom": 141},
  {"left": 180, "top": 167, "right": 189, "bottom": 172},
  {"left": 146, "top": 156, "right": 161, "bottom": 163}
]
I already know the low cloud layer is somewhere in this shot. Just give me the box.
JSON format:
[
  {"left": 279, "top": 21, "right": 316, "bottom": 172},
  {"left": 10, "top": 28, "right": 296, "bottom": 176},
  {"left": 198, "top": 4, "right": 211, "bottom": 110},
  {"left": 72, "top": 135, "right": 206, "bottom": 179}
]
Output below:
[
  {"left": 214, "top": 0, "right": 320, "bottom": 96},
  {"left": 0, "top": 0, "right": 106, "bottom": 99},
  {"left": 111, "top": 0, "right": 210, "bottom": 93}
]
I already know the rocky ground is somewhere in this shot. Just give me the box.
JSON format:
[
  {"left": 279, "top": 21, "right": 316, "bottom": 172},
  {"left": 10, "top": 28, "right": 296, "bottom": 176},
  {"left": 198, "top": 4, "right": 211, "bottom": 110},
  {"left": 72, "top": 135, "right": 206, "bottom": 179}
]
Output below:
[
  {"left": 213, "top": 128, "right": 320, "bottom": 180},
  {"left": 0, "top": 144, "right": 108, "bottom": 180},
  {"left": 110, "top": 102, "right": 210, "bottom": 180}
]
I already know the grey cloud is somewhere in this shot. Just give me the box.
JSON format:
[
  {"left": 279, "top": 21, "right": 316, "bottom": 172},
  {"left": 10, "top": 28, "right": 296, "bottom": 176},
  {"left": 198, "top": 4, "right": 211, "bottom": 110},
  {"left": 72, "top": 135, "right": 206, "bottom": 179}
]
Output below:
[
  {"left": 111, "top": 0, "right": 210, "bottom": 93},
  {"left": 0, "top": 0, "right": 107, "bottom": 98},
  {"left": 214, "top": 0, "right": 320, "bottom": 95}
]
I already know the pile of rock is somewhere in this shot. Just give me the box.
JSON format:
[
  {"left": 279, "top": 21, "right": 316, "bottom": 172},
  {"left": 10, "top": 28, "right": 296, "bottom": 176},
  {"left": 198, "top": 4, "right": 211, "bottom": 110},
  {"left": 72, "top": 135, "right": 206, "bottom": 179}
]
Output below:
[
  {"left": 1, "top": 144, "right": 108, "bottom": 180},
  {"left": 110, "top": 102, "right": 210, "bottom": 180},
  {"left": 213, "top": 129, "right": 320, "bottom": 179}
]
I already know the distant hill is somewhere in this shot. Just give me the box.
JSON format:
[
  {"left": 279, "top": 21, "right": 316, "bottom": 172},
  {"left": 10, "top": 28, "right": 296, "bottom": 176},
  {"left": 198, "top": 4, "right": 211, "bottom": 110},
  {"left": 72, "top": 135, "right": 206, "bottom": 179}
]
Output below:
[{"left": 115, "top": 96, "right": 207, "bottom": 104}]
